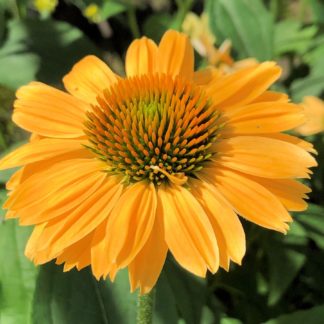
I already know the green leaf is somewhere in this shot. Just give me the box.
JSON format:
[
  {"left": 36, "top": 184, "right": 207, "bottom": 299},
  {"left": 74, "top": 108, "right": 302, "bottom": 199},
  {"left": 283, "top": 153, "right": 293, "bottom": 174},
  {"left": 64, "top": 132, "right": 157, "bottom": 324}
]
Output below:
[
  {"left": 274, "top": 20, "right": 317, "bottom": 56},
  {"left": 264, "top": 304, "right": 324, "bottom": 324},
  {"left": 163, "top": 259, "right": 207, "bottom": 324},
  {"left": 291, "top": 72, "right": 324, "bottom": 102},
  {"left": 263, "top": 223, "right": 307, "bottom": 306},
  {"left": 154, "top": 272, "right": 179, "bottom": 324},
  {"left": 33, "top": 265, "right": 137, "bottom": 324},
  {"left": 101, "top": 1, "right": 128, "bottom": 20},
  {"left": 297, "top": 204, "right": 324, "bottom": 249},
  {"left": 0, "top": 19, "right": 99, "bottom": 88},
  {"left": 0, "top": 220, "right": 37, "bottom": 324},
  {"left": 206, "top": 0, "right": 274, "bottom": 60}
]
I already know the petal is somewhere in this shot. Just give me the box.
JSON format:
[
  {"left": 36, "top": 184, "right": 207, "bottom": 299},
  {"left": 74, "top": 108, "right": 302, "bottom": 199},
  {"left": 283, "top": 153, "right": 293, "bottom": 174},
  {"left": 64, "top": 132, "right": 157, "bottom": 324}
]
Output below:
[
  {"left": 206, "top": 62, "right": 281, "bottom": 108},
  {"left": 0, "top": 138, "right": 87, "bottom": 170},
  {"left": 223, "top": 102, "right": 305, "bottom": 135},
  {"left": 4, "top": 158, "right": 104, "bottom": 211},
  {"left": 128, "top": 205, "right": 168, "bottom": 294},
  {"left": 201, "top": 167, "right": 292, "bottom": 233},
  {"left": 214, "top": 136, "right": 317, "bottom": 178},
  {"left": 157, "top": 30, "right": 194, "bottom": 80},
  {"left": 63, "top": 55, "right": 118, "bottom": 105},
  {"left": 13, "top": 82, "right": 89, "bottom": 138},
  {"left": 245, "top": 177, "right": 311, "bottom": 211},
  {"left": 251, "top": 91, "right": 289, "bottom": 103},
  {"left": 105, "top": 181, "right": 157, "bottom": 268},
  {"left": 34, "top": 175, "right": 124, "bottom": 258},
  {"left": 56, "top": 232, "right": 93, "bottom": 271},
  {"left": 158, "top": 184, "right": 219, "bottom": 276},
  {"left": 91, "top": 220, "right": 111, "bottom": 279},
  {"left": 125, "top": 37, "right": 158, "bottom": 77},
  {"left": 262, "top": 133, "right": 317, "bottom": 154},
  {"left": 17, "top": 168, "right": 107, "bottom": 225},
  {"left": 193, "top": 68, "right": 221, "bottom": 86},
  {"left": 190, "top": 179, "right": 245, "bottom": 265}
]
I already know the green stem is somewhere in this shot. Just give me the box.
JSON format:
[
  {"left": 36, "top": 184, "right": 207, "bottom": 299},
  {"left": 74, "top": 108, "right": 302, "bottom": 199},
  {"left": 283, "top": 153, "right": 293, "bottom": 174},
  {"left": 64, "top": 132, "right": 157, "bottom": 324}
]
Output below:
[
  {"left": 136, "top": 288, "right": 155, "bottom": 324},
  {"left": 127, "top": 3, "right": 140, "bottom": 38},
  {"left": 172, "top": 0, "right": 194, "bottom": 30}
]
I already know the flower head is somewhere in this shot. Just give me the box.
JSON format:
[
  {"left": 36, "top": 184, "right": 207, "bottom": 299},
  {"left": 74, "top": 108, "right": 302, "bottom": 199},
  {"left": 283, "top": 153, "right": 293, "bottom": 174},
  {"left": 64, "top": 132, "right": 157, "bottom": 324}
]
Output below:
[
  {"left": 33, "top": 0, "right": 58, "bottom": 15},
  {"left": 0, "top": 30, "right": 317, "bottom": 294},
  {"left": 83, "top": 4, "right": 101, "bottom": 23},
  {"left": 295, "top": 96, "right": 324, "bottom": 136}
]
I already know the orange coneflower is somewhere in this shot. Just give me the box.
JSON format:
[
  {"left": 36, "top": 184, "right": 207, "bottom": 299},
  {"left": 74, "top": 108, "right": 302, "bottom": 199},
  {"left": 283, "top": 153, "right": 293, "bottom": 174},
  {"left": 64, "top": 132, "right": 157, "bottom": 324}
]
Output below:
[{"left": 0, "top": 30, "right": 317, "bottom": 294}]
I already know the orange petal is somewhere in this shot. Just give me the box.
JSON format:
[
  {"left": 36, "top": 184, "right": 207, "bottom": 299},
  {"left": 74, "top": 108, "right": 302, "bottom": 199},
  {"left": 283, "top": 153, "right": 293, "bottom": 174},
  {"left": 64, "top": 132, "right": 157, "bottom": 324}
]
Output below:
[
  {"left": 34, "top": 176, "right": 123, "bottom": 258},
  {"left": 190, "top": 179, "right": 245, "bottom": 265},
  {"left": 128, "top": 204, "right": 168, "bottom": 294},
  {"left": 214, "top": 136, "right": 317, "bottom": 178},
  {"left": 223, "top": 102, "right": 305, "bottom": 134},
  {"left": 158, "top": 184, "right": 219, "bottom": 276},
  {"left": 206, "top": 62, "right": 281, "bottom": 108},
  {"left": 201, "top": 167, "right": 292, "bottom": 233},
  {"left": 252, "top": 91, "right": 289, "bottom": 103},
  {"left": 63, "top": 55, "right": 118, "bottom": 105},
  {"left": 105, "top": 181, "right": 157, "bottom": 269},
  {"left": 25, "top": 223, "right": 47, "bottom": 261},
  {"left": 56, "top": 232, "right": 93, "bottom": 271},
  {"left": 193, "top": 68, "right": 221, "bottom": 86},
  {"left": 157, "top": 30, "right": 194, "bottom": 80},
  {"left": 17, "top": 167, "right": 107, "bottom": 225},
  {"left": 125, "top": 37, "right": 158, "bottom": 77},
  {"left": 91, "top": 219, "right": 111, "bottom": 279},
  {"left": 245, "top": 176, "right": 310, "bottom": 211},
  {"left": 4, "top": 158, "right": 103, "bottom": 211},
  {"left": 13, "top": 82, "right": 89, "bottom": 138},
  {"left": 0, "top": 138, "right": 87, "bottom": 170},
  {"left": 295, "top": 96, "right": 324, "bottom": 136}
]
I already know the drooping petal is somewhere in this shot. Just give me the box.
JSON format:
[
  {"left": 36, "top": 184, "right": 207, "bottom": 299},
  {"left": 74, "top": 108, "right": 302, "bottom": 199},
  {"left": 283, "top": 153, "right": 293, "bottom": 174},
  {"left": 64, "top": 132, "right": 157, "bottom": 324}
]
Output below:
[
  {"left": 56, "top": 232, "right": 93, "bottom": 271},
  {"left": 213, "top": 136, "right": 317, "bottom": 178},
  {"left": 17, "top": 169, "right": 107, "bottom": 225},
  {"left": 128, "top": 204, "right": 168, "bottom": 294},
  {"left": 157, "top": 30, "right": 194, "bottom": 80},
  {"left": 190, "top": 179, "right": 245, "bottom": 265},
  {"left": 63, "top": 55, "right": 118, "bottom": 105},
  {"left": 13, "top": 82, "right": 89, "bottom": 138},
  {"left": 4, "top": 158, "right": 104, "bottom": 211},
  {"left": 201, "top": 167, "right": 292, "bottom": 233},
  {"left": 105, "top": 181, "right": 157, "bottom": 269},
  {"left": 125, "top": 37, "right": 158, "bottom": 77},
  {"left": 0, "top": 138, "right": 88, "bottom": 170},
  {"left": 91, "top": 220, "right": 110, "bottom": 279},
  {"left": 33, "top": 175, "right": 123, "bottom": 260},
  {"left": 158, "top": 184, "right": 219, "bottom": 276}
]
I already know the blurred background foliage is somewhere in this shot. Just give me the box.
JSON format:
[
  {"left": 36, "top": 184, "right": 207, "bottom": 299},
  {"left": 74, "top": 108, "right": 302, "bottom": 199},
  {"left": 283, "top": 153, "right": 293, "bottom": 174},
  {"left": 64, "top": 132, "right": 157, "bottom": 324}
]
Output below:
[{"left": 0, "top": 0, "right": 324, "bottom": 323}]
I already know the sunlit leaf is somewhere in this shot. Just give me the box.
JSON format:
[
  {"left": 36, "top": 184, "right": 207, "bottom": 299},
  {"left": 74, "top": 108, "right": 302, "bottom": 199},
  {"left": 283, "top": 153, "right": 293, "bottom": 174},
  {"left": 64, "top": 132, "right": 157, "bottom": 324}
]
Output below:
[
  {"left": 206, "top": 0, "right": 274, "bottom": 60},
  {"left": 0, "top": 219, "right": 37, "bottom": 324}
]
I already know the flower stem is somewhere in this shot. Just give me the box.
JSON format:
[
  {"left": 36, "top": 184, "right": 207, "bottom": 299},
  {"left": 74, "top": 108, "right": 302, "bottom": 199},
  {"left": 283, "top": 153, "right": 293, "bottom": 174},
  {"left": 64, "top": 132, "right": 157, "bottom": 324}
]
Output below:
[
  {"left": 136, "top": 288, "right": 155, "bottom": 324},
  {"left": 127, "top": 3, "right": 140, "bottom": 38}
]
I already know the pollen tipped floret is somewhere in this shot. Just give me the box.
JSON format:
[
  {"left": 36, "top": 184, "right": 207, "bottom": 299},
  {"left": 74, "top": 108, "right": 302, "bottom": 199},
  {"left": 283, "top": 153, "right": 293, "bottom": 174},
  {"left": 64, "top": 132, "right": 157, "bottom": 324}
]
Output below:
[{"left": 84, "top": 74, "right": 221, "bottom": 185}]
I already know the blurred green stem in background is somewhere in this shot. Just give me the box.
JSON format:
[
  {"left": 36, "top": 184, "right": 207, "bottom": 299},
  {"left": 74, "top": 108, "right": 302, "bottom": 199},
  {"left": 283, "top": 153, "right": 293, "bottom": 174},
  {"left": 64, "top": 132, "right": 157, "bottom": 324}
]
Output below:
[
  {"left": 136, "top": 288, "right": 155, "bottom": 324},
  {"left": 127, "top": 1, "right": 140, "bottom": 38},
  {"left": 172, "top": 0, "right": 194, "bottom": 30}
]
